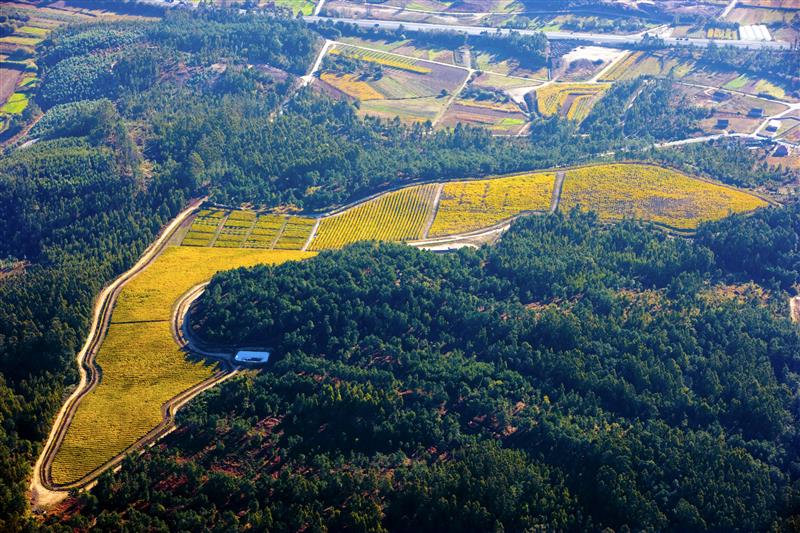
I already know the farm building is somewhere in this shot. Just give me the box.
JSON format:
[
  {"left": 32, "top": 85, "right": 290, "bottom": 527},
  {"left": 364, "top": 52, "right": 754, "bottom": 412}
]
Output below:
[
  {"left": 748, "top": 108, "right": 764, "bottom": 118},
  {"left": 766, "top": 120, "right": 781, "bottom": 132},
  {"left": 715, "top": 118, "right": 729, "bottom": 129},
  {"left": 234, "top": 350, "right": 270, "bottom": 364}
]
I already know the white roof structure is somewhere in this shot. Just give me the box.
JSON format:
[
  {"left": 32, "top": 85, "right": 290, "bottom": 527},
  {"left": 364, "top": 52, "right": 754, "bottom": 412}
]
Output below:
[
  {"left": 739, "top": 25, "right": 772, "bottom": 42},
  {"left": 767, "top": 120, "right": 782, "bottom": 132},
  {"left": 234, "top": 350, "right": 270, "bottom": 364}
]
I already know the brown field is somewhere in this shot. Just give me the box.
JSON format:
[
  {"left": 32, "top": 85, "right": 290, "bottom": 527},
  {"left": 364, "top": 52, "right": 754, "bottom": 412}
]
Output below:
[
  {"left": 319, "top": 44, "right": 469, "bottom": 123},
  {"left": 0, "top": 68, "right": 23, "bottom": 106},
  {"left": 439, "top": 100, "right": 528, "bottom": 134}
]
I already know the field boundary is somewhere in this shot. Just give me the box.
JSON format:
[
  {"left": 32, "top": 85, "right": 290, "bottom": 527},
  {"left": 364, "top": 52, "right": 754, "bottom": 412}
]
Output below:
[
  {"left": 422, "top": 183, "right": 444, "bottom": 238},
  {"left": 31, "top": 198, "right": 208, "bottom": 505}
]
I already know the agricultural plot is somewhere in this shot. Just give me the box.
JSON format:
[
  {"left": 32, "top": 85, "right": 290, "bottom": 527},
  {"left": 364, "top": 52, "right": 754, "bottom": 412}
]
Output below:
[
  {"left": 318, "top": 44, "right": 468, "bottom": 124},
  {"left": 213, "top": 210, "right": 257, "bottom": 248},
  {"left": 50, "top": 246, "right": 314, "bottom": 486},
  {"left": 274, "top": 217, "right": 316, "bottom": 250},
  {"left": 599, "top": 51, "right": 694, "bottom": 82},
  {"left": 310, "top": 184, "right": 439, "bottom": 249},
  {"left": 438, "top": 98, "right": 528, "bottom": 135},
  {"left": 559, "top": 164, "right": 768, "bottom": 230},
  {"left": 428, "top": 172, "right": 555, "bottom": 237},
  {"left": 678, "top": 85, "right": 789, "bottom": 135},
  {"left": 471, "top": 51, "right": 548, "bottom": 80},
  {"left": 269, "top": 0, "right": 317, "bottom": 15},
  {"left": 182, "top": 210, "right": 315, "bottom": 251},
  {"left": 181, "top": 208, "right": 226, "bottom": 247},
  {"left": 337, "top": 36, "right": 458, "bottom": 65},
  {"left": 534, "top": 83, "right": 610, "bottom": 122}
]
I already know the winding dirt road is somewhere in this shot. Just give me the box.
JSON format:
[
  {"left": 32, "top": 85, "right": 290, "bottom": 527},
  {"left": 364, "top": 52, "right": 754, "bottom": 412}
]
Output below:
[{"left": 30, "top": 198, "right": 206, "bottom": 510}]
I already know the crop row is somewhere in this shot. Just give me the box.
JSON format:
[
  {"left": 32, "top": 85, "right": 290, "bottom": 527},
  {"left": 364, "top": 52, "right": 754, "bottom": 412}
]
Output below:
[
  {"left": 429, "top": 173, "right": 555, "bottom": 237},
  {"left": 535, "top": 83, "right": 609, "bottom": 118},
  {"left": 331, "top": 46, "right": 432, "bottom": 74},
  {"left": 310, "top": 184, "right": 438, "bottom": 250}
]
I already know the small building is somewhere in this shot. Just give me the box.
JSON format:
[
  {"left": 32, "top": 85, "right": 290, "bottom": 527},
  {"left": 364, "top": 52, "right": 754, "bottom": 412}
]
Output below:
[
  {"left": 766, "top": 120, "right": 781, "bottom": 132},
  {"left": 715, "top": 118, "right": 729, "bottom": 129},
  {"left": 773, "top": 145, "right": 789, "bottom": 157},
  {"left": 748, "top": 108, "right": 764, "bottom": 118},
  {"left": 234, "top": 350, "right": 270, "bottom": 365}
]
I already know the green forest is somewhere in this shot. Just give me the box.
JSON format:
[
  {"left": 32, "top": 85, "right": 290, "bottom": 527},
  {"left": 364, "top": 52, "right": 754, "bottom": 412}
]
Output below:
[
  {"left": 44, "top": 208, "right": 800, "bottom": 531},
  {"left": 0, "top": 6, "right": 799, "bottom": 532}
]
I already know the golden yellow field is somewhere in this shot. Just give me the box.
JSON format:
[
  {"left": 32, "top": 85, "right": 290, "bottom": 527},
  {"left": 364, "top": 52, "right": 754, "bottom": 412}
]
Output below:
[
  {"left": 310, "top": 184, "right": 438, "bottom": 250},
  {"left": 329, "top": 46, "right": 432, "bottom": 74},
  {"left": 535, "top": 83, "right": 609, "bottom": 118},
  {"left": 429, "top": 172, "right": 555, "bottom": 237},
  {"left": 320, "top": 73, "right": 384, "bottom": 101},
  {"left": 559, "top": 164, "right": 768, "bottom": 229},
  {"left": 50, "top": 247, "right": 314, "bottom": 486}
]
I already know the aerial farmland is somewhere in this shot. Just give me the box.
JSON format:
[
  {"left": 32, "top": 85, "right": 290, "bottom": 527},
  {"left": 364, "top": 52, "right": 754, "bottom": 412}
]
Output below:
[{"left": 3, "top": 0, "right": 800, "bottom": 530}]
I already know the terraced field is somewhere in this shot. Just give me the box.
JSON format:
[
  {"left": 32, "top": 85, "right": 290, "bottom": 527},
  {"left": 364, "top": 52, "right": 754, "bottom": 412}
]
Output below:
[
  {"left": 181, "top": 210, "right": 315, "bottom": 250},
  {"left": 49, "top": 247, "right": 314, "bottom": 486},
  {"left": 310, "top": 184, "right": 439, "bottom": 249},
  {"left": 535, "top": 83, "right": 610, "bottom": 121},
  {"left": 559, "top": 164, "right": 769, "bottom": 230},
  {"left": 429, "top": 172, "right": 555, "bottom": 237}
]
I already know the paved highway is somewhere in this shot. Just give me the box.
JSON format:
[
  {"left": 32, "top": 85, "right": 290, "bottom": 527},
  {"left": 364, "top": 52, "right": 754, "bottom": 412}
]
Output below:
[{"left": 304, "top": 16, "right": 792, "bottom": 50}]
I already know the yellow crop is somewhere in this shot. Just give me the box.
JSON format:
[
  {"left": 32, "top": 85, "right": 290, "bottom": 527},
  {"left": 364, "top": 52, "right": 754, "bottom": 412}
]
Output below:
[
  {"left": 559, "top": 164, "right": 768, "bottom": 230},
  {"left": 50, "top": 247, "right": 315, "bottom": 485},
  {"left": 535, "top": 83, "right": 609, "bottom": 119},
  {"left": 330, "top": 46, "right": 432, "bottom": 74},
  {"left": 429, "top": 173, "right": 555, "bottom": 237},
  {"left": 274, "top": 216, "right": 315, "bottom": 250},
  {"left": 566, "top": 94, "right": 597, "bottom": 122},
  {"left": 310, "top": 184, "right": 438, "bottom": 250},
  {"left": 320, "top": 73, "right": 384, "bottom": 101}
]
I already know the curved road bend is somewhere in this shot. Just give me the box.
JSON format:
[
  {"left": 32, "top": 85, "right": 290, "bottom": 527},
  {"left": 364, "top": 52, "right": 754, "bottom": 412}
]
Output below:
[{"left": 30, "top": 198, "right": 206, "bottom": 510}]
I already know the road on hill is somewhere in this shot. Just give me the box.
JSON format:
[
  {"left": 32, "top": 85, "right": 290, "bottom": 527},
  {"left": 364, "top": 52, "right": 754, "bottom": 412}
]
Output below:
[
  {"left": 304, "top": 16, "right": 791, "bottom": 50},
  {"left": 30, "top": 198, "right": 206, "bottom": 510}
]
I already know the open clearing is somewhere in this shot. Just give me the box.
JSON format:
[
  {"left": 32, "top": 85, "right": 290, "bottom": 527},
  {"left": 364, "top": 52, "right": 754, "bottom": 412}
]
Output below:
[
  {"left": 428, "top": 172, "right": 556, "bottom": 237},
  {"left": 49, "top": 247, "right": 313, "bottom": 486},
  {"left": 559, "top": 164, "right": 769, "bottom": 230}
]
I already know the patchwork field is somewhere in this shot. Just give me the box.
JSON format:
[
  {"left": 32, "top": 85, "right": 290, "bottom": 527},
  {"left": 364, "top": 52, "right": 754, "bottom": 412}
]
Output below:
[
  {"left": 337, "top": 36, "right": 459, "bottom": 65},
  {"left": 310, "top": 184, "right": 439, "bottom": 249},
  {"left": 438, "top": 98, "right": 529, "bottom": 134},
  {"left": 49, "top": 247, "right": 314, "bottom": 486},
  {"left": 317, "top": 44, "right": 468, "bottom": 124},
  {"left": 535, "top": 83, "right": 610, "bottom": 122},
  {"left": 181, "top": 209, "right": 315, "bottom": 250},
  {"left": 599, "top": 51, "right": 694, "bottom": 82},
  {"left": 429, "top": 172, "right": 555, "bottom": 237},
  {"left": 559, "top": 164, "right": 769, "bottom": 230}
]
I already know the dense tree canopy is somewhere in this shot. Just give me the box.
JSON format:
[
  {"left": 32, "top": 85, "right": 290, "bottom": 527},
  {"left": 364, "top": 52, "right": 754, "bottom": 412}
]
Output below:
[{"left": 44, "top": 210, "right": 800, "bottom": 532}]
